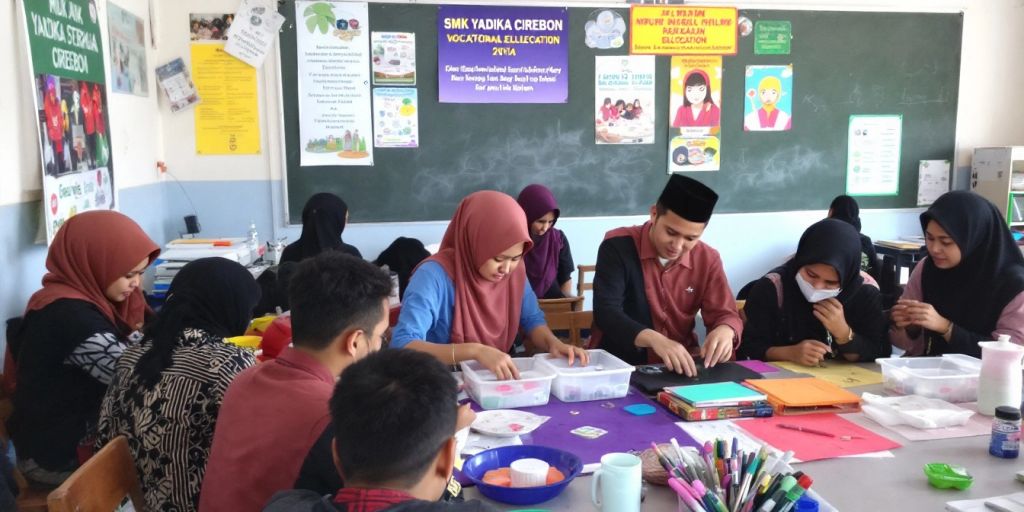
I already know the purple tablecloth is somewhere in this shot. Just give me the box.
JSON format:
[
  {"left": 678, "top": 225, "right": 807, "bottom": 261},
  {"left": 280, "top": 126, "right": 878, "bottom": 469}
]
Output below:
[{"left": 458, "top": 389, "right": 697, "bottom": 485}]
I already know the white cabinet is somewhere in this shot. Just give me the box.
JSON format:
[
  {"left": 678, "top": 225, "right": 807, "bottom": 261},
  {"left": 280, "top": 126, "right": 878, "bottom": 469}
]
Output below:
[{"left": 971, "top": 146, "right": 1024, "bottom": 227}]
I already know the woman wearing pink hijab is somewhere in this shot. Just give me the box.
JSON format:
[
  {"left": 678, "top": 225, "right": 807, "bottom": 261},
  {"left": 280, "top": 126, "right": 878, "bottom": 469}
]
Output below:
[{"left": 392, "top": 191, "right": 588, "bottom": 380}]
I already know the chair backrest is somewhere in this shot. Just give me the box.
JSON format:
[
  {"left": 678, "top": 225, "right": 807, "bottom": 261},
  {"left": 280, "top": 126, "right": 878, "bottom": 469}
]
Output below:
[
  {"left": 545, "top": 310, "right": 593, "bottom": 348},
  {"left": 736, "top": 299, "right": 747, "bottom": 324},
  {"left": 47, "top": 436, "right": 144, "bottom": 512},
  {"left": 0, "top": 421, "right": 50, "bottom": 512},
  {"left": 576, "top": 265, "right": 596, "bottom": 297},
  {"left": 538, "top": 296, "right": 584, "bottom": 316}
]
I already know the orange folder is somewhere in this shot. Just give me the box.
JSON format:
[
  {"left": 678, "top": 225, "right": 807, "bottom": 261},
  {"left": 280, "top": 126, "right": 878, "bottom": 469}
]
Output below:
[{"left": 743, "top": 377, "right": 861, "bottom": 415}]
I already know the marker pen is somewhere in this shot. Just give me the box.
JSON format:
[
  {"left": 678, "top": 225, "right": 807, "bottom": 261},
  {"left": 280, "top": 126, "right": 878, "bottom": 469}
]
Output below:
[
  {"left": 693, "top": 479, "right": 729, "bottom": 512},
  {"left": 756, "top": 475, "right": 796, "bottom": 512},
  {"left": 772, "top": 484, "right": 806, "bottom": 512},
  {"left": 669, "top": 477, "right": 709, "bottom": 512}
]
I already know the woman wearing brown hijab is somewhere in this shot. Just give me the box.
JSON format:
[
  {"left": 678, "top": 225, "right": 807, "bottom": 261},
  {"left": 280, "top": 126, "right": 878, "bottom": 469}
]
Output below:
[{"left": 9, "top": 210, "right": 159, "bottom": 484}]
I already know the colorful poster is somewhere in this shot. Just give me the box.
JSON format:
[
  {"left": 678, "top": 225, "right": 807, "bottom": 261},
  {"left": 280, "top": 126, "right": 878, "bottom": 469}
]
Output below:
[
  {"left": 754, "top": 21, "right": 792, "bottom": 55},
  {"left": 669, "top": 136, "right": 720, "bottom": 172},
  {"left": 584, "top": 9, "right": 626, "bottom": 49},
  {"left": 21, "top": 0, "right": 115, "bottom": 242},
  {"left": 295, "top": 1, "right": 372, "bottom": 166},
  {"left": 371, "top": 32, "right": 416, "bottom": 85},
  {"left": 224, "top": 0, "right": 286, "bottom": 68},
  {"left": 189, "top": 13, "right": 233, "bottom": 42},
  {"left": 846, "top": 115, "right": 903, "bottom": 196},
  {"left": 156, "top": 58, "right": 199, "bottom": 112},
  {"left": 594, "top": 56, "right": 654, "bottom": 145},
  {"left": 917, "top": 159, "right": 950, "bottom": 206},
  {"left": 191, "top": 44, "right": 260, "bottom": 155},
  {"left": 438, "top": 5, "right": 568, "bottom": 103},
  {"left": 630, "top": 6, "right": 737, "bottom": 55},
  {"left": 743, "top": 65, "right": 793, "bottom": 132},
  {"left": 107, "top": 2, "right": 148, "bottom": 96},
  {"left": 670, "top": 56, "right": 722, "bottom": 136},
  {"left": 372, "top": 88, "right": 419, "bottom": 148}
]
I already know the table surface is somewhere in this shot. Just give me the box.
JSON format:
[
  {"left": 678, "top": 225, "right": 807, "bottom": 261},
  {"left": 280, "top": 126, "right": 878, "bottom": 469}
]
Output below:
[{"left": 463, "top": 364, "right": 1024, "bottom": 511}]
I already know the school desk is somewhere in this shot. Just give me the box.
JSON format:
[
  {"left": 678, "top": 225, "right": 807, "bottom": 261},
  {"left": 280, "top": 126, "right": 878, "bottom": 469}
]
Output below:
[{"left": 464, "top": 364, "right": 1023, "bottom": 511}]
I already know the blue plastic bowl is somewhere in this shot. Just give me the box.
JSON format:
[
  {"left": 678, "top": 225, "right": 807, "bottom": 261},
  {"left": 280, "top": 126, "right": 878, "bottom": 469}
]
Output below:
[{"left": 463, "top": 445, "right": 583, "bottom": 505}]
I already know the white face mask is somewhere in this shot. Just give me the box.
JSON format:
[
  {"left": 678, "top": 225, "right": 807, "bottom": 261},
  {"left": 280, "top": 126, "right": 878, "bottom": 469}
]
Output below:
[{"left": 795, "top": 271, "right": 841, "bottom": 303}]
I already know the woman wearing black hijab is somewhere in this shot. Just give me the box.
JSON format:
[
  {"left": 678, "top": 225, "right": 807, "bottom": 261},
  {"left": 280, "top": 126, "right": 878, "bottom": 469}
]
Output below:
[
  {"left": 96, "top": 258, "right": 261, "bottom": 511},
  {"left": 281, "top": 193, "right": 362, "bottom": 264},
  {"left": 828, "top": 195, "right": 879, "bottom": 278},
  {"left": 738, "top": 219, "right": 889, "bottom": 366},
  {"left": 891, "top": 191, "right": 1024, "bottom": 356}
]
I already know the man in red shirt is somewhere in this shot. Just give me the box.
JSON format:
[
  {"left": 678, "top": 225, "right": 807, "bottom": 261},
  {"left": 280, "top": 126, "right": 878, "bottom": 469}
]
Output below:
[
  {"left": 199, "top": 253, "right": 392, "bottom": 511},
  {"left": 593, "top": 175, "right": 742, "bottom": 376}
]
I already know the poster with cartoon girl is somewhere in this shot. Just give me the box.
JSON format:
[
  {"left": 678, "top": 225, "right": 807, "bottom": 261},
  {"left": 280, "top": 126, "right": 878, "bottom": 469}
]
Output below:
[
  {"left": 744, "top": 65, "right": 793, "bottom": 131},
  {"left": 669, "top": 56, "right": 722, "bottom": 136}
]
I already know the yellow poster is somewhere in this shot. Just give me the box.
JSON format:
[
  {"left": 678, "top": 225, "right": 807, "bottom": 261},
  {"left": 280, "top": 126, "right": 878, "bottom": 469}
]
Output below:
[
  {"left": 630, "top": 6, "right": 737, "bottom": 55},
  {"left": 770, "top": 361, "right": 884, "bottom": 388},
  {"left": 190, "top": 43, "right": 260, "bottom": 154}
]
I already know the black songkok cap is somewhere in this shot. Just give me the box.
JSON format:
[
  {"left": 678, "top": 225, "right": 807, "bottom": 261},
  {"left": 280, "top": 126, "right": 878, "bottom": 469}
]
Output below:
[{"left": 658, "top": 175, "right": 719, "bottom": 223}]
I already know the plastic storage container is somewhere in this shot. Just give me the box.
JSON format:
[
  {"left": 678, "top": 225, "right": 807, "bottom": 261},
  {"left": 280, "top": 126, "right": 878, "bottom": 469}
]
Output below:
[
  {"left": 535, "top": 350, "right": 635, "bottom": 402},
  {"left": 876, "top": 354, "right": 982, "bottom": 403},
  {"left": 461, "top": 358, "right": 555, "bottom": 409}
]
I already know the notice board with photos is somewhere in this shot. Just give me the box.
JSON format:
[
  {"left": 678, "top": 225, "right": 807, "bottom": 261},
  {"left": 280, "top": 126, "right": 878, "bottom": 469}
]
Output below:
[{"left": 278, "top": 3, "right": 963, "bottom": 223}]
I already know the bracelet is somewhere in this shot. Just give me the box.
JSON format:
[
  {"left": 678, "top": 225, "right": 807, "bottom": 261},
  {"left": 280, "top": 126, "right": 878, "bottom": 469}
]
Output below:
[
  {"left": 942, "top": 321, "right": 954, "bottom": 337},
  {"left": 846, "top": 327, "right": 854, "bottom": 343},
  {"left": 451, "top": 343, "right": 457, "bottom": 366}
]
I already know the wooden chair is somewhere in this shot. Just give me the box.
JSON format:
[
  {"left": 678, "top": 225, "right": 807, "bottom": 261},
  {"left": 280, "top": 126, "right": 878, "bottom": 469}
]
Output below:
[
  {"left": 736, "top": 299, "right": 747, "bottom": 324},
  {"left": 0, "top": 420, "right": 50, "bottom": 512},
  {"left": 538, "top": 296, "right": 584, "bottom": 316},
  {"left": 545, "top": 310, "right": 593, "bottom": 348},
  {"left": 47, "top": 436, "right": 144, "bottom": 512},
  {"left": 576, "top": 264, "right": 596, "bottom": 298}
]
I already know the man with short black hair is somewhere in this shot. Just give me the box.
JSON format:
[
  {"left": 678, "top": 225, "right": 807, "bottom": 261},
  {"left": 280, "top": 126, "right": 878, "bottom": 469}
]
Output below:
[
  {"left": 264, "top": 350, "right": 491, "bottom": 512},
  {"left": 200, "top": 253, "right": 393, "bottom": 512},
  {"left": 593, "top": 175, "right": 743, "bottom": 376}
]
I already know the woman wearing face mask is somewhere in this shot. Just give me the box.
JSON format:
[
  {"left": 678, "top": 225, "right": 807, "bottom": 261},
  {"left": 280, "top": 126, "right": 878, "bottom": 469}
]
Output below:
[
  {"left": 890, "top": 191, "right": 1024, "bottom": 356},
  {"left": 738, "top": 219, "right": 889, "bottom": 366},
  {"left": 391, "top": 191, "right": 588, "bottom": 380}
]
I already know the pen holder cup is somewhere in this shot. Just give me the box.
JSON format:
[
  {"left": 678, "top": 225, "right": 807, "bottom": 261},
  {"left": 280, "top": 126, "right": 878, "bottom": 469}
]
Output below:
[{"left": 639, "top": 443, "right": 673, "bottom": 486}]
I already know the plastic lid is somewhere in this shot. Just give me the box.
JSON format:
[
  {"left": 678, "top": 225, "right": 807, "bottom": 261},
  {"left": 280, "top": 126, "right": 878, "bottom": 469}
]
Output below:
[
  {"left": 794, "top": 495, "right": 820, "bottom": 512},
  {"left": 996, "top": 406, "right": 1022, "bottom": 421}
]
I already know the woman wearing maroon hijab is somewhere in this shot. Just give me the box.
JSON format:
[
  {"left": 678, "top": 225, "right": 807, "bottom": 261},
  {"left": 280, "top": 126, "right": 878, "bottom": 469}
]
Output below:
[
  {"left": 392, "top": 191, "right": 588, "bottom": 380},
  {"left": 9, "top": 211, "right": 159, "bottom": 484},
  {"left": 517, "top": 184, "right": 575, "bottom": 299}
]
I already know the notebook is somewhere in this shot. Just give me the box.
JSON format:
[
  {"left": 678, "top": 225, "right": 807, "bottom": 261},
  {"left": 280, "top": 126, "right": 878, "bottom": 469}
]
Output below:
[
  {"left": 665, "top": 381, "right": 767, "bottom": 407},
  {"left": 630, "top": 360, "right": 763, "bottom": 395},
  {"left": 744, "top": 377, "right": 862, "bottom": 415}
]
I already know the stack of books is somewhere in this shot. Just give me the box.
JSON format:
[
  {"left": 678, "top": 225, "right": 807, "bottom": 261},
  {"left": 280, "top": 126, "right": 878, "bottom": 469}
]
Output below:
[
  {"left": 656, "top": 381, "right": 773, "bottom": 421},
  {"left": 151, "top": 238, "right": 251, "bottom": 300}
]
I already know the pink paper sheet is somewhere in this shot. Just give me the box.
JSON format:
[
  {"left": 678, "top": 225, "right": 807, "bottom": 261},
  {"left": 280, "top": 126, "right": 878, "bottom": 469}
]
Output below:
[
  {"left": 735, "top": 414, "right": 901, "bottom": 462},
  {"left": 735, "top": 360, "right": 779, "bottom": 373}
]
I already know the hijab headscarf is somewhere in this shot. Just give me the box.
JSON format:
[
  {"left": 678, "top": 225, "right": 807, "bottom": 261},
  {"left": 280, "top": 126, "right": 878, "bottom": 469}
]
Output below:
[
  {"left": 774, "top": 219, "right": 864, "bottom": 342},
  {"left": 829, "top": 195, "right": 862, "bottom": 232},
  {"left": 517, "top": 184, "right": 564, "bottom": 298},
  {"left": 374, "top": 237, "right": 430, "bottom": 300},
  {"left": 134, "top": 257, "right": 261, "bottom": 388},
  {"left": 282, "top": 193, "right": 355, "bottom": 263},
  {"left": 26, "top": 211, "right": 160, "bottom": 335},
  {"left": 424, "top": 191, "right": 532, "bottom": 350},
  {"left": 919, "top": 191, "right": 1024, "bottom": 338}
]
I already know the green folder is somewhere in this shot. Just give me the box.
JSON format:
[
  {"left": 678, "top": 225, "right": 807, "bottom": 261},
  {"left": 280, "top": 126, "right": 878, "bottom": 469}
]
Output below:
[{"left": 666, "top": 381, "right": 767, "bottom": 407}]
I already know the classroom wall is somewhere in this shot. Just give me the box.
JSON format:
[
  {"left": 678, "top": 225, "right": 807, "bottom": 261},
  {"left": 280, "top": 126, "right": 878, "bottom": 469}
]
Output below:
[
  {"left": 4, "top": 0, "right": 1024, "bottom": 346},
  {"left": 1, "top": 0, "right": 167, "bottom": 351}
]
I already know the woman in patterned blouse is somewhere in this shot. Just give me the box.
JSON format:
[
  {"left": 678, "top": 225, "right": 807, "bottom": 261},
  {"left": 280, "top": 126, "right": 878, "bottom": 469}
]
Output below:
[{"left": 97, "top": 257, "right": 261, "bottom": 511}]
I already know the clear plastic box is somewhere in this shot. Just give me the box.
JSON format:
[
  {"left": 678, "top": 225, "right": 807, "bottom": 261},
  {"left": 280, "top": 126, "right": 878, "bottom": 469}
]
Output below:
[
  {"left": 534, "top": 350, "right": 635, "bottom": 402},
  {"left": 460, "top": 358, "right": 555, "bottom": 409},
  {"left": 876, "top": 354, "right": 982, "bottom": 403}
]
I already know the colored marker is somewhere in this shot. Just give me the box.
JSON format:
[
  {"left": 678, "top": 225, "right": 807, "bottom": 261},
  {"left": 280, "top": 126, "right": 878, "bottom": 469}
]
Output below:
[
  {"left": 669, "top": 477, "right": 709, "bottom": 512},
  {"left": 757, "top": 476, "right": 797, "bottom": 512},
  {"left": 773, "top": 484, "right": 806, "bottom": 512},
  {"left": 693, "top": 479, "right": 729, "bottom": 512}
]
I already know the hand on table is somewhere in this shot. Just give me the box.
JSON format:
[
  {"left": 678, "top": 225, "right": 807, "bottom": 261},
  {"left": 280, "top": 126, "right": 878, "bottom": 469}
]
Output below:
[
  {"left": 788, "top": 339, "right": 832, "bottom": 366},
  {"left": 548, "top": 340, "right": 590, "bottom": 367},
  {"left": 700, "top": 325, "right": 735, "bottom": 367},
  {"left": 639, "top": 330, "right": 697, "bottom": 377}
]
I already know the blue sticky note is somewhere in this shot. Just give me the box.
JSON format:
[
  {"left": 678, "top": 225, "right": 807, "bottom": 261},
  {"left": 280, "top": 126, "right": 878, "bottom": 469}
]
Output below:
[{"left": 624, "top": 404, "right": 656, "bottom": 416}]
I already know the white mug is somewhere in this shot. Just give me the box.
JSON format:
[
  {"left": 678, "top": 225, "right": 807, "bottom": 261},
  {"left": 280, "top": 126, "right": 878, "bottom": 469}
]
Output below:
[{"left": 591, "top": 452, "right": 641, "bottom": 512}]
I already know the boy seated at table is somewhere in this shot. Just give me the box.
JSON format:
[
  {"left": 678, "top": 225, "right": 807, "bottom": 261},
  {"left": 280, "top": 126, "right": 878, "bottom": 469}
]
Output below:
[{"left": 263, "top": 349, "right": 493, "bottom": 512}]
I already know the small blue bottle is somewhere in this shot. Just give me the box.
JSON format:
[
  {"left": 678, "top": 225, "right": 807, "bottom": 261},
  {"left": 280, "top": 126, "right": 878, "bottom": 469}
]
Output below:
[{"left": 989, "top": 405, "right": 1021, "bottom": 458}]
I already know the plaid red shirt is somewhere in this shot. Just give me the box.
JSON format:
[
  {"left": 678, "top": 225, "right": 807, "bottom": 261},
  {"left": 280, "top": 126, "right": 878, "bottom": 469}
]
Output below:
[{"left": 333, "top": 488, "right": 415, "bottom": 512}]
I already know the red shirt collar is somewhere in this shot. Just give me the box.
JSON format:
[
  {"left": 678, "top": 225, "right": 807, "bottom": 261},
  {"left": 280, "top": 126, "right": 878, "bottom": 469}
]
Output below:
[
  {"left": 274, "top": 347, "right": 336, "bottom": 384},
  {"left": 333, "top": 488, "right": 415, "bottom": 512}
]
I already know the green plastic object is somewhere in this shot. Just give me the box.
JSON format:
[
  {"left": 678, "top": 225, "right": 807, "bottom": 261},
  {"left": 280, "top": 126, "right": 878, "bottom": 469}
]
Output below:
[{"left": 924, "top": 463, "right": 974, "bottom": 490}]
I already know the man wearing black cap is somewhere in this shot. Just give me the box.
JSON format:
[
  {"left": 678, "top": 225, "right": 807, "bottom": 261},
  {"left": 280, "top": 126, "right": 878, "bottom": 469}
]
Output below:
[{"left": 592, "top": 175, "right": 742, "bottom": 376}]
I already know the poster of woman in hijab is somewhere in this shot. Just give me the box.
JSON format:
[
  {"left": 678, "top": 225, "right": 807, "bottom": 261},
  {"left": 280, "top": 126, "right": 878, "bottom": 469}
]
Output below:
[
  {"left": 669, "top": 56, "right": 722, "bottom": 137},
  {"left": 744, "top": 65, "right": 793, "bottom": 131}
]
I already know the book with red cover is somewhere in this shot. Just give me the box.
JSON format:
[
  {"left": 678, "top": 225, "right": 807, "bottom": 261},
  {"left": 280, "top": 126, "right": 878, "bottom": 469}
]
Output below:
[{"left": 657, "top": 391, "right": 774, "bottom": 422}]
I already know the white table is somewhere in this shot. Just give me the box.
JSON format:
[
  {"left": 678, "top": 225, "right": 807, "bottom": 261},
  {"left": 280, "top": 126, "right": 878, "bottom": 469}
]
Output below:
[{"left": 464, "top": 367, "right": 1024, "bottom": 511}]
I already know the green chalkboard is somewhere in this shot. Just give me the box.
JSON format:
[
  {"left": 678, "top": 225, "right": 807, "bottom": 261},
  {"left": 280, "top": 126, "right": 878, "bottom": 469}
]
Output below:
[{"left": 279, "top": 4, "right": 962, "bottom": 223}]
